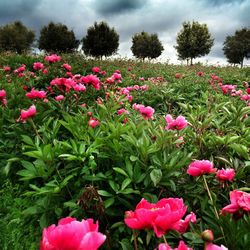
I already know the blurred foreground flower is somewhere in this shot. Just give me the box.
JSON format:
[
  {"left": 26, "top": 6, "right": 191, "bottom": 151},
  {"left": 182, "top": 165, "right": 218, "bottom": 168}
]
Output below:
[{"left": 40, "top": 217, "right": 106, "bottom": 250}]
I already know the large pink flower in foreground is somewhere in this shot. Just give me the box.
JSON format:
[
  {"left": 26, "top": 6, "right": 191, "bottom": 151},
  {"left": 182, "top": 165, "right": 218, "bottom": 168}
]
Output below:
[
  {"left": 165, "top": 115, "right": 188, "bottom": 130},
  {"left": 158, "top": 240, "right": 192, "bottom": 250},
  {"left": 205, "top": 243, "right": 228, "bottom": 250},
  {"left": 124, "top": 198, "right": 195, "bottom": 237},
  {"left": 40, "top": 217, "right": 106, "bottom": 250},
  {"left": 187, "top": 160, "right": 216, "bottom": 177},
  {"left": 221, "top": 190, "right": 250, "bottom": 215},
  {"left": 139, "top": 106, "right": 155, "bottom": 120}
]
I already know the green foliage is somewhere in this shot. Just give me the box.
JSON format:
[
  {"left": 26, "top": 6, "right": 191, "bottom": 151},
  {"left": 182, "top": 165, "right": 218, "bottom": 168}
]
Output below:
[
  {"left": 131, "top": 31, "right": 164, "bottom": 60},
  {"left": 38, "top": 22, "right": 79, "bottom": 53},
  {"left": 175, "top": 21, "right": 214, "bottom": 65},
  {"left": 82, "top": 21, "right": 119, "bottom": 58},
  {"left": 0, "top": 54, "right": 249, "bottom": 249},
  {"left": 223, "top": 28, "right": 250, "bottom": 68},
  {"left": 0, "top": 21, "right": 35, "bottom": 53}
]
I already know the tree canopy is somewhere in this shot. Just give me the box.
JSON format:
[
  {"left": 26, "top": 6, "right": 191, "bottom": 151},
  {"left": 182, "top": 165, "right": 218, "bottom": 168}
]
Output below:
[
  {"left": 175, "top": 21, "right": 214, "bottom": 65},
  {"left": 0, "top": 21, "right": 35, "bottom": 53},
  {"left": 82, "top": 21, "right": 119, "bottom": 58},
  {"left": 38, "top": 22, "right": 79, "bottom": 53},
  {"left": 223, "top": 28, "right": 250, "bottom": 68},
  {"left": 131, "top": 31, "right": 164, "bottom": 60}
]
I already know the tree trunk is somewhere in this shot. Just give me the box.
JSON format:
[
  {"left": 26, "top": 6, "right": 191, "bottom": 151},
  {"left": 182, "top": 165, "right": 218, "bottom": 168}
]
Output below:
[
  {"left": 240, "top": 59, "right": 244, "bottom": 68},
  {"left": 190, "top": 58, "right": 193, "bottom": 65}
]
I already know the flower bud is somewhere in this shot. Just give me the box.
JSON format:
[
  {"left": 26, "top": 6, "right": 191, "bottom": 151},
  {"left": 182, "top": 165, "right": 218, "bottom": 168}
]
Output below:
[{"left": 201, "top": 229, "right": 214, "bottom": 242}]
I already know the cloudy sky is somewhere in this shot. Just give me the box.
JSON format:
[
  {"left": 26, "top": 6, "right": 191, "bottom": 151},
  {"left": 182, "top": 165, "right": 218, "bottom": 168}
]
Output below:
[{"left": 0, "top": 0, "right": 249, "bottom": 65}]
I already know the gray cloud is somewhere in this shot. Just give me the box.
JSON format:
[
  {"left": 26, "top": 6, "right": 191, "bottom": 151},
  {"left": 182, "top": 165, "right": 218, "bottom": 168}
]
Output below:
[
  {"left": 0, "top": 0, "right": 248, "bottom": 64},
  {"left": 94, "top": 0, "right": 147, "bottom": 15}
]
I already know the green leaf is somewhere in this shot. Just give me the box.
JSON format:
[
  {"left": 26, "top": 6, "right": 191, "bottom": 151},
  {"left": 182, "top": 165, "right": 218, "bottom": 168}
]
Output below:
[
  {"left": 130, "top": 155, "right": 138, "bottom": 162},
  {"left": 98, "top": 190, "right": 113, "bottom": 197},
  {"left": 104, "top": 197, "right": 115, "bottom": 208},
  {"left": 150, "top": 168, "right": 162, "bottom": 186},
  {"left": 113, "top": 167, "right": 128, "bottom": 177},
  {"left": 121, "top": 178, "right": 131, "bottom": 190}
]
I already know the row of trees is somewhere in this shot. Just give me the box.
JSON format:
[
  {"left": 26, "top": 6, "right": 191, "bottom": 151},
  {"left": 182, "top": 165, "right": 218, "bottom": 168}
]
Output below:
[{"left": 0, "top": 20, "right": 249, "bottom": 66}]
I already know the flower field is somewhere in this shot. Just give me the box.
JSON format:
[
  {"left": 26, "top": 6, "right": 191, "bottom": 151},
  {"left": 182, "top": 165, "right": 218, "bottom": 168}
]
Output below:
[{"left": 0, "top": 53, "right": 250, "bottom": 250}]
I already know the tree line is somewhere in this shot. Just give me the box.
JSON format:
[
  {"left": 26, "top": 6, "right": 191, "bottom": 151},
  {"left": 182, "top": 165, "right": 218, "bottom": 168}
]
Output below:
[{"left": 0, "top": 20, "right": 249, "bottom": 67}]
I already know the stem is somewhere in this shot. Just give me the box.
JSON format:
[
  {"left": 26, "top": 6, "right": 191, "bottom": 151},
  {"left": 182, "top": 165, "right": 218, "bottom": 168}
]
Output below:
[
  {"left": 202, "top": 175, "right": 226, "bottom": 242},
  {"left": 162, "top": 235, "right": 167, "bottom": 244},
  {"left": 29, "top": 118, "right": 44, "bottom": 143},
  {"left": 133, "top": 230, "right": 138, "bottom": 250}
]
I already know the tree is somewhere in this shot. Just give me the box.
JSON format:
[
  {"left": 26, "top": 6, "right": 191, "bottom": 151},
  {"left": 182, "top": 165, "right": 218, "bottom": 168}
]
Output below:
[
  {"left": 82, "top": 21, "right": 119, "bottom": 58},
  {"left": 0, "top": 21, "right": 35, "bottom": 53},
  {"left": 131, "top": 31, "right": 164, "bottom": 60},
  {"left": 39, "top": 22, "right": 79, "bottom": 53},
  {"left": 175, "top": 21, "right": 214, "bottom": 65},
  {"left": 223, "top": 28, "right": 250, "bottom": 68}
]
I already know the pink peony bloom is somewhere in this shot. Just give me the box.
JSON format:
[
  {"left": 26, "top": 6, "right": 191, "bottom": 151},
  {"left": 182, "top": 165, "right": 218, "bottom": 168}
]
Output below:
[
  {"left": 139, "top": 106, "right": 155, "bottom": 120},
  {"left": 44, "top": 54, "right": 61, "bottom": 63},
  {"left": 63, "top": 63, "right": 72, "bottom": 71},
  {"left": 221, "top": 190, "right": 250, "bottom": 215},
  {"left": 125, "top": 198, "right": 195, "bottom": 238},
  {"left": 26, "top": 88, "right": 47, "bottom": 99},
  {"left": 247, "top": 88, "right": 250, "bottom": 94},
  {"left": 80, "top": 75, "right": 100, "bottom": 90},
  {"left": 205, "top": 243, "right": 228, "bottom": 250},
  {"left": 216, "top": 168, "right": 235, "bottom": 182},
  {"left": 14, "top": 64, "right": 26, "bottom": 74},
  {"left": 92, "top": 67, "right": 100, "bottom": 73},
  {"left": 55, "top": 95, "right": 65, "bottom": 101},
  {"left": 33, "top": 62, "right": 45, "bottom": 71},
  {"left": 175, "top": 73, "right": 182, "bottom": 79},
  {"left": 3, "top": 66, "right": 11, "bottom": 72},
  {"left": 40, "top": 217, "right": 106, "bottom": 250},
  {"left": 0, "top": 89, "right": 6, "bottom": 99},
  {"left": 158, "top": 240, "right": 192, "bottom": 250},
  {"left": 20, "top": 105, "right": 36, "bottom": 122},
  {"left": 132, "top": 103, "right": 145, "bottom": 111},
  {"left": 187, "top": 160, "right": 216, "bottom": 176},
  {"left": 165, "top": 114, "right": 188, "bottom": 130},
  {"left": 117, "top": 108, "right": 129, "bottom": 115},
  {"left": 88, "top": 117, "right": 100, "bottom": 128},
  {"left": 196, "top": 71, "right": 205, "bottom": 76}
]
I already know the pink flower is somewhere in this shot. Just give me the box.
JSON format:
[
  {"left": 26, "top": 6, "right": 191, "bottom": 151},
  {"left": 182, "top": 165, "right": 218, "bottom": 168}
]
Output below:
[
  {"left": 158, "top": 240, "right": 192, "bottom": 250},
  {"left": 0, "top": 89, "right": 6, "bottom": 99},
  {"left": 205, "top": 243, "right": 228, "bottom": 250},
  {"left": 14, "top": 64, "right": 26, "bottom": 74},
  {"left": 80, "top": 75, "right": 100, "bottom": 90},
  {"left": 117, "top": 108, "right": 129, "bottom": 115},
  {"left": 88, "top": 118, "right": 100, "bottom": 128},
  {"left": 92, "top": 67, "right": 100, "bottom": 73},
  {"left": 63, "top": 63, "right": 72, "bottom": 71},
  {"left": 44, "top": 54, "right": 61, "bottom": 63},
  {"left": 139, "top": 106, "right": 155, "bottom": 120},
  {"left": 165, "top": 115, "right": 188, "bottom": 130},
  {"left": 247, "top": 88, "right": 250, "bottom": 94},
  {"left": 187, "top": 160, "right": 216, "bottom": 176},
  {"left": 19, "top": 105, "right": 36, "bottom": 122},
  {"left": 55, "top": 95, "right": 65, "bottom": 101},
  {"left": 3, "top": 66, "right": 11, "bottom": 72},
  {"left": 125, "top": 198, "right": 195, "bottom": 238},
  {"left": 26, "top": 88, "right": 47, "bottom": 99},
  {"left": 175, "top": 73, "right": 182, "bottom": 79},
  {"left": 33, "top": 62, "right": 45, "bottom": 71},
  {"left": 40, "top": 217, "right": 106, "bottom": 250},
  {"left": 216, "top": 168, "right": 235, "bottom": 182},
  {"left": 196, "top": 71, "right": 205, "bottom": 76},
  {"left": 221, "top": 190, "right": 250, "bottom": 215},
  {"left": 132, "top": 103, "right": 145, "bottom": 111}
]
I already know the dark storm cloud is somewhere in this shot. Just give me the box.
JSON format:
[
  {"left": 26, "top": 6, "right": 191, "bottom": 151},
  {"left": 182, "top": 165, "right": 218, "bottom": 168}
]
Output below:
[
  {"left": 0, "top": 0, "right": 41, "bottom": 23},
  {"left": 94, "top": 0, "right": 147, "bottom": 15},
  {"left": 0, "top": 0, "right": 248, "bottom": 64}
]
